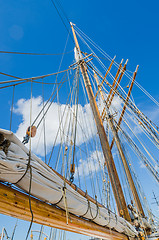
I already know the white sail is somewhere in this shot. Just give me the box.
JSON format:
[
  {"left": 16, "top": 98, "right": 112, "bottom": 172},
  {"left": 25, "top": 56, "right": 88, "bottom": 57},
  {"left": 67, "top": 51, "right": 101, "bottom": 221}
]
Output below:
[{"left": 0, "top": 128, "right": 137, "bottom": 237}]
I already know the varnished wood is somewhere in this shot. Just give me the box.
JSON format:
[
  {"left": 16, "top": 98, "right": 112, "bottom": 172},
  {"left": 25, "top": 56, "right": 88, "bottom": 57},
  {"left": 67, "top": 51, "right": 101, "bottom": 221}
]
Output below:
[
  {"left": 71, "top": 22, "right": 131, "bottom": 221},
  {"left": 105, "top": 103, "right": 145, "bottom": 218},
  {"left": 101, "top": 59, "right": 123, "bottom": 120},
  {"left": 94, "top": 62, "right": 144, "bottom": 217},
  {"left": 106, "top": 59, "right": 123, "bottom": 105},
  {"left": 107, "top": 65, "right": 145, "bottom": 217},
  {"left": 101, "top": 59, "right": 128, "bottom": 121},
  {"left": 107, "top": 59, "right": 128, "bottom": 108},
  {"left": 110, "top": 65, "right": 139, "bottom": 150},
  {"left": 0, "top": 183, "right": 128, "bottom": 240}
]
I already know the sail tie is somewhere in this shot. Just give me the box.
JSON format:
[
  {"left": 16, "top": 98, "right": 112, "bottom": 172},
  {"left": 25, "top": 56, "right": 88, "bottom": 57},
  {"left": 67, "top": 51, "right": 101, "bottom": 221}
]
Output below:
[
  {"left": 80, "top": 191, "right": 90, "bottom": 217},
  {"left": 53, "top": 185, "right": 70, "bottom": 206},
  {"left": 104, "top": 210, "right": 111, "bottom": 228},
  {"left": 90, "top": 195, "right": 99, "bottom": 221},
  {"left": 13, "top": 152, "right": 32, "bottom": 185}
]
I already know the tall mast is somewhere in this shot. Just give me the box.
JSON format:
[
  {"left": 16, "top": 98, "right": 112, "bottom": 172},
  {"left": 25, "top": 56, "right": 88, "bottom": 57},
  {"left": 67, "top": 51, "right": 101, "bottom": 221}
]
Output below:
[
  {"left": 94, "top": 67, "right": 145, "bottom": 217},
  {"left": 70, "top": 22, "right": 131, "bottom": 221},
  {"left": 110, "top": 66, "right": 139, "bottom": 150}
]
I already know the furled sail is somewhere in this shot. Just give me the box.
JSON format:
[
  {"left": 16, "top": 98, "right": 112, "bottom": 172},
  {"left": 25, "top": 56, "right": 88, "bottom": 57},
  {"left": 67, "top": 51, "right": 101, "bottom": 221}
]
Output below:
[{"left": 0, "top": 128, "right": 137, "bottom": 237}]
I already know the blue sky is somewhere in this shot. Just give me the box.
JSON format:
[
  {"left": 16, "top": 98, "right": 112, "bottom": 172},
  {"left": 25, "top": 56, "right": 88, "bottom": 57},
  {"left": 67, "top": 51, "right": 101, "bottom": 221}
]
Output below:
[{"left": 0, "top": 0, "right": 159, "bottom": 239}]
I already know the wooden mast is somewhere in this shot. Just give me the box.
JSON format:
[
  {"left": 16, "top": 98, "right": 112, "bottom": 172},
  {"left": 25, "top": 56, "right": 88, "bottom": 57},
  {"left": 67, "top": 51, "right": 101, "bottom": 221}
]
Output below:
[
  {"left": 110, "top": 65, "right": 139, "bottom": 150},
  {"left": 70, "top": 22, "right": 131, "bottom": 221},
  {"left": 108, "top": 59, "right": 128, "bottom": 108},
  {"left": 101, "top": 59, "right": 123, "bottom": 120},
  {"left": 107, "top": 112, "right": 145, "bottom": 217},
  {"left": 101, "top": 59, "right": 127, "bottom": 121},
  {"left": 94, "top": 65, "right": 145, "bottom": 217},
  {"left": 105, "top": 59, "right": 123, "bottom": 105}
]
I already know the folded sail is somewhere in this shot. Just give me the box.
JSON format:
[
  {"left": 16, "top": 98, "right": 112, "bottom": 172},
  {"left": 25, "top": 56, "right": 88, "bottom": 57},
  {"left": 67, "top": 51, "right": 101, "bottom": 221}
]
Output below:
[{"left": 0, "top": 129, "right": 137, "bottom": 237}]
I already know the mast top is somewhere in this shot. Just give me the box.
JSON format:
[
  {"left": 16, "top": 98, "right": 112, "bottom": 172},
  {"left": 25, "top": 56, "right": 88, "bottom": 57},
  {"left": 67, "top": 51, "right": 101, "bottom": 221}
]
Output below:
[{"left": 70, "top": 22, "right": 75, "bottom": 26}]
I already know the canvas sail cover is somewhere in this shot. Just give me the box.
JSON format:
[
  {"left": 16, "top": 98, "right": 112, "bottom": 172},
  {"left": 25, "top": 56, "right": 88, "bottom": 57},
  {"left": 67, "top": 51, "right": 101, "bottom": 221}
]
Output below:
[{"left": 0, "top": 129, "right": 137, "bottom": 237}]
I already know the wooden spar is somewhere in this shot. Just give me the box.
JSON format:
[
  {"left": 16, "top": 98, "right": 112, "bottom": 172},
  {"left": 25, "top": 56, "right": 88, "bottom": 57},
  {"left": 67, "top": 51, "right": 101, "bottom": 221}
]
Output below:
[
  {"left": 107, "top": 113, "right": 145, "bottom": 217},
  {"left": 69, "top": 53, "right": 93, "bottom": 68},
  {"left": 53, "top": 168, "right": 104, "bottom": 207},
  {"left": 106, "top": 59, "right": 123, "bottom": 104},
  {"left": 107, "top": 65, "right": 145, "bottom": 216},
  {"left": 94, "top": 71, "right": 146, "bottom": 220},
  {"left": 70, "top": 22, "right": 131, "bottom": 221},
  {"left": 0, "top": 183, "right": 128, "bottom": 240},
  {"left": 94, "top": 64, "right": 145, "bottom": 217},
  {"left": 94, "top": 56, "right": 116, "bottom": 99},
  {"left": 110, "top": 65, "right": 139, "bottom": 150},
  {"left": 102, "top": 59, "right": 127, "bottom": 121},
  {"left": 101, "top": 59, "right": 123, "bottom": 120},
  {"left": 87, "top": 64, "right": 159, "bottom": 146},
  {"left": 108, "top": 59, "right": 128, "bottom": 108}
]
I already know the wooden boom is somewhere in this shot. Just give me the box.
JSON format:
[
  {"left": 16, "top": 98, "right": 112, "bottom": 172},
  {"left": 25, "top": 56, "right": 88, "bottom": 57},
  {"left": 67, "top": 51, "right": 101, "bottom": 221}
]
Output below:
[{"left": 0, "top": 183, "right": 128, "bottom": 240}]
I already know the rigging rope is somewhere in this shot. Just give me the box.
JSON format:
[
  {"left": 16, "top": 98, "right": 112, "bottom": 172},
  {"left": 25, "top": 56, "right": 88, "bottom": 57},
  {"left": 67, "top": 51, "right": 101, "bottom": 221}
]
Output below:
[
  {"left": 31, "top": 74, "right": 67, "bottom": 128},
  {"left": 0, "top": 49, "right": 73, "bottom": 55},
  {"left": 9, "top": 85, "right": 15, "bottom": 131},
  {"left": 50, "top": 0, "right": 74, "bottom": 43},
  {"left": 48, "top": 73, "right": 76, "bottom": 165},
  {"left": 0, "top": 71, "right": 21, "bottom": 79},
  {"left": 70, "top": 68, "right": 79, "bottom": 183},
  {"left": 0, "top": 82, "right": 25, "bottom": 89},
  {"left": 46, "top": 64, "right": 106, "bottom": 200},
  {"left": 25, "top": 80, "right": 34, "bottom": 240},
  {"left": 42, "top": 78, "right": 47, "bottom": 163},
  {"left": 120, "top": 134, "right": 152, "bottom": 219},
  {"left": 34, "top": 30, "right": 72, "bottom": 151},
  {"left": 74, "top": 24, "right": 159, "bottom": 107},
  {"left": 118, "top": 120, "right": 159, "bottom": 183},
  {"left": 78, "top": 72, "right": 105, "bottom": 199},
  {"left": 86, "top": 62, "right": 159, "bottom": 146},
  {"left": 124, "top": 113, "right": 159, "bottom": 166},
  {"left": 36, "top": 79, "right": 66, "bottom": 129},
  {"left": 0, "top": 68, "right": 71, "bottom": 85},
  {"left": 55, "top": 30, "right": 71, "bottom": 176}
]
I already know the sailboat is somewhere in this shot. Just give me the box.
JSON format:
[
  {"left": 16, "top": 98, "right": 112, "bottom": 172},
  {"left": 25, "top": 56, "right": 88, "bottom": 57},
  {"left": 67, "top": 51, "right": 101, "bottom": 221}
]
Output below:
[{"left": 0, "top": 22, "right": 158, "bottom": 240}]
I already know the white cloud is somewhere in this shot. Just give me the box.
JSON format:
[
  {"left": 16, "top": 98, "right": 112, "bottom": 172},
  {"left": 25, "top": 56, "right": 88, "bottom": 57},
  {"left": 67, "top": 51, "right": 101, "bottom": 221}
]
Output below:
[
  {"left": 14, "top": 96, "right": 97, "bottom": 156},
  {"left": 75, "top": 150, "right": 105, "bottom": 177},
  {"left": 13, "top": 94, "right": 124, "bottom": 157},
  {"left": 97, "top": 93, "right": 123, "bottom": 117}
]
